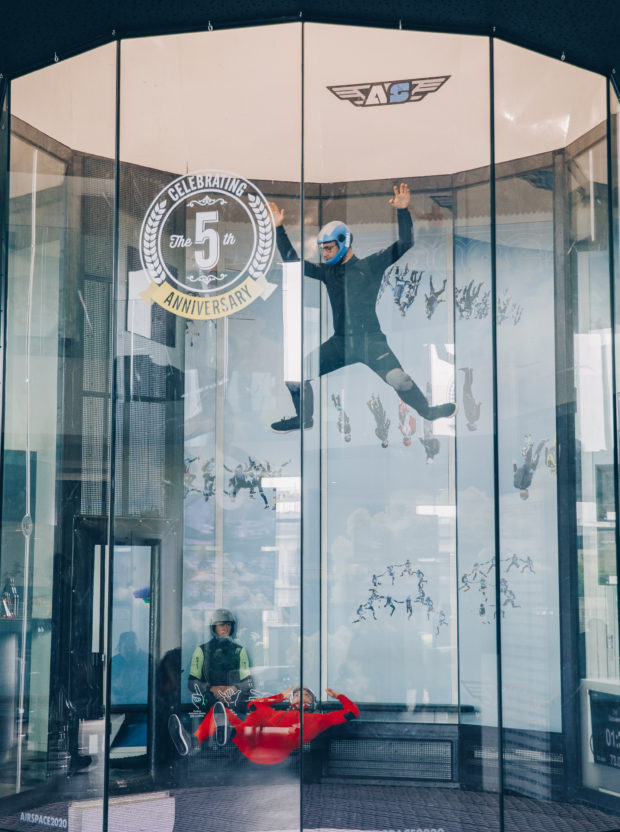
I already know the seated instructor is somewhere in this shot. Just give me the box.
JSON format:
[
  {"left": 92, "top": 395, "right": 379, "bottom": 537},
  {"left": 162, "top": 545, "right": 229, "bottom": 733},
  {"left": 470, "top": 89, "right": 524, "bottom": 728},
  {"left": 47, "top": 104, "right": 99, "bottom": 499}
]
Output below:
[
  {"left": 188, "top": 608, "right": 253, "bottom": 713},
  {"left": 269, "top": 183, "right": 456, "bottom": 433}
]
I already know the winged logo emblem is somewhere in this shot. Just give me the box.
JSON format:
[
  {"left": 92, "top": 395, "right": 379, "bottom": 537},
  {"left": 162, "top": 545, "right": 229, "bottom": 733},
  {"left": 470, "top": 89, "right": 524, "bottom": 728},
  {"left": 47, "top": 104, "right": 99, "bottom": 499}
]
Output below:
[{"left": 328, "top": 75, "right": 450, "bottom": 107}]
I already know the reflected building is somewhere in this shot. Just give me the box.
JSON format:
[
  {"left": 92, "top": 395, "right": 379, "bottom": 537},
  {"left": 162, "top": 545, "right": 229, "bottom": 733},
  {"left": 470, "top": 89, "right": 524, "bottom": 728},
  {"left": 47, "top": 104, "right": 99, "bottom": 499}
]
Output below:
[{"left": 0, "top": 18, "right": 619, "bottom": 832}]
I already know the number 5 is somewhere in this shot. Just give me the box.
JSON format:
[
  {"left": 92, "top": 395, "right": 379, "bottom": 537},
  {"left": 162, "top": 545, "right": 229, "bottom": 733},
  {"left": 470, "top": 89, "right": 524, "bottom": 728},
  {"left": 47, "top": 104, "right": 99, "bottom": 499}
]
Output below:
[{"left": 195, "top": 211, "right": 220, "bottom": 270}]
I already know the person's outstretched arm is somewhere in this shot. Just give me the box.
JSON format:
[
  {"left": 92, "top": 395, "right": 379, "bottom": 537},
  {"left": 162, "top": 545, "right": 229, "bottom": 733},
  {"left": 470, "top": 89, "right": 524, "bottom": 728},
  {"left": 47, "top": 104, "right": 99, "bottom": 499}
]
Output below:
[
  {"left": 302, "top": 688, "right": 361, "bottom": 745},
  {"left": 248, "top": 689, "right": 288, "bottom": 709},
  {"left": 368, "top": 184, "right": 414, "bottom": 272},
  {"left": 270, "top": 202, "right": 323, "bottom": 280}
]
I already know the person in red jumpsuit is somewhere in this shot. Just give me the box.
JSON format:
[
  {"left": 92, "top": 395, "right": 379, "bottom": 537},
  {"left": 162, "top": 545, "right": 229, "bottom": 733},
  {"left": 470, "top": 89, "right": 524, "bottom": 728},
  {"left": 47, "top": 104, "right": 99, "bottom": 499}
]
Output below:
[{"left": 169, "top": 685, "right": 359, "bottom": 764}]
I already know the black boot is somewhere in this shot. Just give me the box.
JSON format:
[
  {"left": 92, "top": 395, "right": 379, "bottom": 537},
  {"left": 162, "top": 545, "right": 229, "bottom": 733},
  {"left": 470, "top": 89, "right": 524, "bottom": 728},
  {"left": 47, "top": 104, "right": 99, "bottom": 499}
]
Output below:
[
  {"left": 271, "top": 381, "right": 314, "bottom": 432},
  {"left": 397, "top": 379, "right": 456, "bottom": 421},
  {"left": 426, "top": 402, "right": 457, "bottom": 420}
]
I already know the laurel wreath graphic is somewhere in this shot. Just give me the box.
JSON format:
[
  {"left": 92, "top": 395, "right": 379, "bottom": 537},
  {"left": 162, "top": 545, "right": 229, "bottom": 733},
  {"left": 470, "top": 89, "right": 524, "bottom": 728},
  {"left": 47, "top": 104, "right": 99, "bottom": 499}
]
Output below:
[
  {"left": 142, "top": 199, "right": 167, "bottom": 283},
  {"left": 141, "top": 185, "right": 274, "bottom": 291},
  {"left": 247, "top": 193, "right": 274, "bottom": 278}
]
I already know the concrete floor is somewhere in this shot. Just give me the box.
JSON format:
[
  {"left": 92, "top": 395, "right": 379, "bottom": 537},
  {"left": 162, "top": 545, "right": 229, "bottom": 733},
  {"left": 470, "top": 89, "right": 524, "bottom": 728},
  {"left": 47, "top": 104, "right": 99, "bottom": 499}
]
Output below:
[{"left": 2, "top": 781, "right": 620, "bottom": 832}]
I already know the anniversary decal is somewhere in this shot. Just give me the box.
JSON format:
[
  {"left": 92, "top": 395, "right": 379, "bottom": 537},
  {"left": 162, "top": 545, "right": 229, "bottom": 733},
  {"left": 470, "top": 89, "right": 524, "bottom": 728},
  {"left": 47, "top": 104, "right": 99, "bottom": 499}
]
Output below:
[
  {"left": 139, "top": 170, "right": 276, "bottom": 320},
  {"left": 328, "top": 75, "right": 450, "bottom": 107}
]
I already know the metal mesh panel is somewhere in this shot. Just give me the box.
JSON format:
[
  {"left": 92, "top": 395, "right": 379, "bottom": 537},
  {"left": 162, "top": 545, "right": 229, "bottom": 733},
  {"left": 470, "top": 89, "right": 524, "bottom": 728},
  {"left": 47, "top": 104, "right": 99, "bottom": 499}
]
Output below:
[
  {"left": 127, "top": 400, "right": 165, "bottom": 516},
  {"left": 129, "top": 354, "right": 166, "bottom": 400},
  {"left": 114, "top": 400, "right": 124, "bottom": 517},
  {"left": 80, "top": 396, "right": 105, "bottom": 516},
  {"left": 80, "top": 275, "right": 111, "bottom": 516},
  {"left": 82, "top": 234, "right": 114, "bottom": 281},
  {"left": 82, "top": 278, "right": 110, "bottom": 394},
  {"left": 81, "top": 156, "right": 114, "bottom": 278},
  {"left": 327, "top": 738, "right": 453, "bottom": 781}
]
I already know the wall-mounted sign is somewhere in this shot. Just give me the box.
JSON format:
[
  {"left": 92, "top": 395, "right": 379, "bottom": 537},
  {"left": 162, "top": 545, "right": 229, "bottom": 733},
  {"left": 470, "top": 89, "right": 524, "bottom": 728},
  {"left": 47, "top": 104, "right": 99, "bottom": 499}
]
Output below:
[
  {"left": 139, "top": 171, "right": 276, "bottom": 320},
  {"left": 589, "top": 689, "right": 620, "bottom": 769},
  {"left": 328, "top": 75, "right": 450, "bottom": 107}
]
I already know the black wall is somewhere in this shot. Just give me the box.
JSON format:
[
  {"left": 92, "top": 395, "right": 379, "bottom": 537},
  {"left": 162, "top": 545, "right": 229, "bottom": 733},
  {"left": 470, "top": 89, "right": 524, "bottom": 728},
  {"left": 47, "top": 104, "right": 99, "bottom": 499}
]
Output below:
[{"left": 1, "top": 0, "right": 620, "bottom": 81}]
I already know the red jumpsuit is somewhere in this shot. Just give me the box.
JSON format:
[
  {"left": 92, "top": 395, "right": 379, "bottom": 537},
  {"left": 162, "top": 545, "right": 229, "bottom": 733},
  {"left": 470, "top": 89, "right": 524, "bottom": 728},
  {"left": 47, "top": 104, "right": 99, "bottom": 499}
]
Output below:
[{"left": 194, "top": 692, "right": 360, "bottom": 765}]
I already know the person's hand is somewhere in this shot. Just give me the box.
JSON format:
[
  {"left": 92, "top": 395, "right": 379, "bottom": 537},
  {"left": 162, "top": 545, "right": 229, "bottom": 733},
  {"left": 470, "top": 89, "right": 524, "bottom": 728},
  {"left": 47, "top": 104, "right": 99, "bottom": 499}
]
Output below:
[
  {"left": 389, "top": 183, "right": 410, "bottom": 210},
  {"left": 210, "top": 685, "right": 237, "bottom": 700},
  {"left": 281, "top": 685, "right": 295, "bottom": 698},
  {"left": 325, "top": 688, "right": 340, "bottom": 699},
  {"left": 269, "top": 201, "right": 285, "bottom": 227}
]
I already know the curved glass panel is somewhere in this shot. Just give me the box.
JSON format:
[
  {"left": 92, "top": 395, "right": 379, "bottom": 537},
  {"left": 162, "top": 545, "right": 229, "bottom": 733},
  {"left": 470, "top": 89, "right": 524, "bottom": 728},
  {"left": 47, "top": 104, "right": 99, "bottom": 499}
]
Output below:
[
  {"left": 302, "top": 23, "right": 498, "bottom": 831},
  {"left": 112, "top": 24, "right": 302, "bottom": 830},
  {"left": 495, "top": 39, "right": 620, "bottom": 830},
  {"left": 0, "top": 44, "right": 117, "bottom": 831}
]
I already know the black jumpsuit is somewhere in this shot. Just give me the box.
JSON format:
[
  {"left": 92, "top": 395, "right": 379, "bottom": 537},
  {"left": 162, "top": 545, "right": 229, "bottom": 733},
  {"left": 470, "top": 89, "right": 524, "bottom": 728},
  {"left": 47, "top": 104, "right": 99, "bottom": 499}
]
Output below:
[{"left": 275, "top": 209, "right": 452, "bottom": 421}]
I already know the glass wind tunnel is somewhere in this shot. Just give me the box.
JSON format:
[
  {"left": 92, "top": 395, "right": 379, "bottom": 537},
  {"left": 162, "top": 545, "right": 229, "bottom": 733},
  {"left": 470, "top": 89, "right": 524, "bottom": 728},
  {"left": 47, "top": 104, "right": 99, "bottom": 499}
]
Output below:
[{"left": 0, "top": 22, "right": 619, "bottom": 832}]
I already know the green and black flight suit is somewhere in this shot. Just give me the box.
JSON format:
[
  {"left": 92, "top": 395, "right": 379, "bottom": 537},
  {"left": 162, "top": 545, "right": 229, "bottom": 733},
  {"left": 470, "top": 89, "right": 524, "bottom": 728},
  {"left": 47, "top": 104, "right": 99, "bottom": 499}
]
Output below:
[{"left": 188, "top": 637, "right": 252, "bottom": 712}]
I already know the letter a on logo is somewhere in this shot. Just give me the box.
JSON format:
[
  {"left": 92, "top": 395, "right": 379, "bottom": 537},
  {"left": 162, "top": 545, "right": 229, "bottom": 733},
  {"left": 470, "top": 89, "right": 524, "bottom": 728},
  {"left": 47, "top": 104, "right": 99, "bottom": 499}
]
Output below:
[{"left": 365, "top": 84, "right": 388, "bottom": 106}]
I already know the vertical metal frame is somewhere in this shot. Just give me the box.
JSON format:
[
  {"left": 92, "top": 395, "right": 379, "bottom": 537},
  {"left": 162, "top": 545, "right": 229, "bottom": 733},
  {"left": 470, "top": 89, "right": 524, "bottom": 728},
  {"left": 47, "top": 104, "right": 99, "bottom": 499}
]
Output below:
[
  {"left": 489, "top": 34, "right": 506, "bottom": 832},
  {"left": 0, "top": 77, "right": 9, "bottom": 563},
  {"left": 606, "top": 75, "right": 620, "bottom": 791},
  {"left": 300, "top": 16, "right": 307, "bottom": 815},
  {"left": 553, "top": 137, "right": 582, "bottom": 800},
  {"left": 101, "top": 36, "right": 121, "bottom": 832}
]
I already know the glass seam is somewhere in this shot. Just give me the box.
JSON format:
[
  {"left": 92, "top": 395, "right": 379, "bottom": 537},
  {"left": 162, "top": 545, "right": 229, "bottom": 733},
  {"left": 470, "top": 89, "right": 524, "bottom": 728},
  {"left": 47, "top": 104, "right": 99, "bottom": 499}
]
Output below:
[
  {"left": 101, "top": 36, "right": 121, "bottom": 832},
  {"left": 606, "top": 80, "right": 620, "bottom": 737},
  {"left": 489, "top": 34, "right": 506, "bottom": 832},
  {"left": 300, "top": 20, "right": 306, "bottom": 830}
]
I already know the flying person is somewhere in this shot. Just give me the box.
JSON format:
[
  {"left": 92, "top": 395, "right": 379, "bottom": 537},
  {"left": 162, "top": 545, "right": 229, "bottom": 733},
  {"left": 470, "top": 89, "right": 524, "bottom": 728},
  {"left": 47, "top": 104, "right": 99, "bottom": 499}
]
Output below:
[
  {"left": 513, "top": 437, "right": 546, "bottom": 500},
  {"left": 202, "top": 457, "right": 216, "bottom": 501},
  {"left": 367, "top": 395, "right": 391, "bottom": 448},
  {"left": 399, "top": 270, "right": 423, "bottom": 316},
  {"left": 398, "top": 402, "right": 416, "bottom": 446},
  {"left": 269, "top": 185, "right": 456, "bottom": 433},
  {"left": 420, "top": 426, "right": 440, "bottom": 464},
  {"left": 169, "top": 686, "right": 359, "bottom": 765},
  {"left": 422, "top": 596, "right": 434, "bottom": 618},
  {"left": 456, "top": 280, "right": 482, "bottom": 320},
  {"left": 384, "top": 596, "right": 397, "bottom": 616},
  {"left": 460, "top": 367, "right": 481, "bottom": 432},
  {"left": 331, "top": 392, "right": 352, "bottom": 442},
  {"left": 521, "top": 556, "right": 535, "bottom": 574},
  {"left": 400, "top": 558, "right": 413, "bottom": 577},
  {"left": 184, "top": 457, "right": 200, "bottom": 497},
  {"left": 353, "top": 604, "right": 367, "bottom": 623},
  {"left": 424, "top": 275, "right": 447, "bottom": 320}
]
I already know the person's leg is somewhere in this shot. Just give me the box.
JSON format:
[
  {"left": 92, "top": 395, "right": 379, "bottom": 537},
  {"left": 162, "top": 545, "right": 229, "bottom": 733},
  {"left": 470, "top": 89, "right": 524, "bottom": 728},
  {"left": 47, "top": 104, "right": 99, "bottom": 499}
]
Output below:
[
  {"left": 270, "top": 380, "right": 314, "bottom": 432},
  {"left": 168, "top": 714, "right": 194, "bottom": 757},
  {"left": 364, "top": 335, "right": 456, "bottom": 420},
  {"left": 193, "top": 703, "right": 242, "bottom": 747},
  {"left": 258, "top": 485, "right": 269, "bottom": 508},
  {"left": 271, "top": 337, "right": 345, "bottom": 432}
]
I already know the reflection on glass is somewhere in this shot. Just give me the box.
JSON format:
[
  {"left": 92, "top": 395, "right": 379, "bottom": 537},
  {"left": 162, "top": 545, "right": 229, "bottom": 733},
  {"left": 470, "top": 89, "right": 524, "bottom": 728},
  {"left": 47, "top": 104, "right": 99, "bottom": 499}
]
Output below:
[
  {"left": 495, "top": 38, "right": 620, "bottom": 830},
  {"left": 0, "top": 44, "right": 116, "bottom": 832},
  {"left": 187, "top": 607, "right": 253, "bottom": 712},
  {"left": 2, "top": 20, "right": 620, "bottom": 832},
  {"left": 302, "top": 22, "right": 496, "bottom": 832},
  {"left": 115, "top": 24, "right": 302, "bottom": 831}
]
